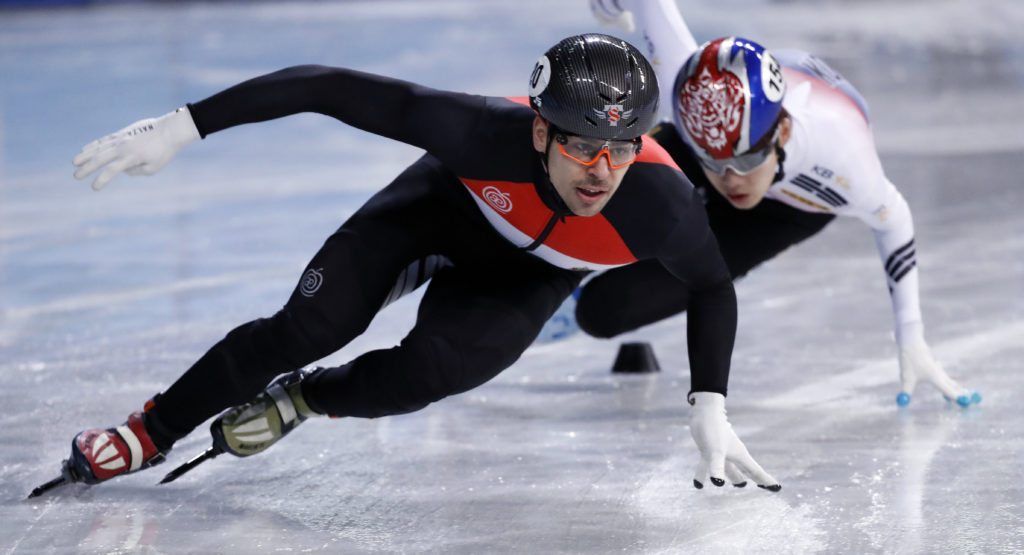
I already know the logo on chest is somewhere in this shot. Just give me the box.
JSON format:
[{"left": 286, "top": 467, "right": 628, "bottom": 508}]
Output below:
[{"left": 482, "top": 185, "right": 513, "bottom": 214}]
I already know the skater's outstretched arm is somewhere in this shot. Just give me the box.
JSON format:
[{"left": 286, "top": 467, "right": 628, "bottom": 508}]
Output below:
[
  {"left": 589, "top": 0, "right": 699, "bottom": 121},
  {"left": 73, "top": 65, "right": 487, "bottom": 190}
]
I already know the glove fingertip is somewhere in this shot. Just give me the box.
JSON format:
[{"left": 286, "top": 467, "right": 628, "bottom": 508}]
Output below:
[
  {"left": 970, "top": 391, "right": 982, "bottom": 404},
  {"left": 622, "top": 13, "right": 636, "bottom": 34},
  {"left": 896, "top": 392, "right": 911, "bottom": 406},
  {"left": 710, "top": 477, "right": 725, "bottom": 487},
  {"left": 693, "top": 479, "right": 703, "bottom": 490},
  {"left": 732, "top": 481, "right": 747, "bottom": 488},
  {"left": 758, "top": 483, "right": 782, "bottom": 492}
]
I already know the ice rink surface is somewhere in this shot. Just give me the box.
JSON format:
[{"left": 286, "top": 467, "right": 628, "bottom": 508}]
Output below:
[{"left": 2, "top": 0, "right": 1023, "bottom": 552}]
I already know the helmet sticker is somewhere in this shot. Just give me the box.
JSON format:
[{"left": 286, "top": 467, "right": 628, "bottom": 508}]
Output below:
[
  {"left": 528, "top": 55, "right": 551, "bottom": 100},
  {"left": 592, "top": 105, "right": 634, "bottom": 127},
  {"left": 761, "top": 53, "right": 785, "bottom": 102},
  {"left": 677, "top": 62, "right": 746, "bottom": 157}
]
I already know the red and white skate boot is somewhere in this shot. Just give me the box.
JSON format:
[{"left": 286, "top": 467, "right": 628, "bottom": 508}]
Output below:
[{"left": 66, "top": 411, "right": 168, "bottom": 484}]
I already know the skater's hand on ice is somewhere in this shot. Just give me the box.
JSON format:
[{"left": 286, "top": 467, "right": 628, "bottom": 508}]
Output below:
[
  {"left": 897, "top": 338, "right": 981, "bottom": 407},
  {"left": 688, "top": 392, "right": 780, "bottom": 492},
  {"left": 590, "top": 0, "right": 635, "bottom": 33},
  {"left": 73, "top": 107, "right": 200, "bottom": 191}
]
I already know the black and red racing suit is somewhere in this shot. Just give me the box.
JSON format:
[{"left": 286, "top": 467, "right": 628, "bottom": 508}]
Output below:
[{"left": 145, "top": 65, "right": 737, "bottom": 442}]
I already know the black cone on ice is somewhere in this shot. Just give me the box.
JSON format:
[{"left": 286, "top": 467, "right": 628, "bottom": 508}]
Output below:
[{"left": 611, "top": 341, "right": 660, "bottom": 374}]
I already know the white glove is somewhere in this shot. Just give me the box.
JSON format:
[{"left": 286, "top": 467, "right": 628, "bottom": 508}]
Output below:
[
  {"left": 897, "top": 339, "right": 980, "bottom": 407},
  {"left": 589, "top": 0, "right": 636, "bottom": 34},
  {"left": 73, "top": 106, "right": 201, "bottom": 191},
  {"left": 689, "top": 392, "right": 780, "bottom": 491}
]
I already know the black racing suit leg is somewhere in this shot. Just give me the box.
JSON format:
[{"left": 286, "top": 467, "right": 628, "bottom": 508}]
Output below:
[
  {"left": 147, "top": 155, "right": 461, "bottom": 445},
  {"left": 303, "top": 257, "right": 582, "bottom": 418}
]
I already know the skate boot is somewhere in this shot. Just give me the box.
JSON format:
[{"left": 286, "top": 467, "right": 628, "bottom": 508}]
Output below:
[
  {"left": 211, "top": 367, "right": 321, "bottom": 457},
  {"left": 66, "top": 409, "right": 169, "bottom": 485}
]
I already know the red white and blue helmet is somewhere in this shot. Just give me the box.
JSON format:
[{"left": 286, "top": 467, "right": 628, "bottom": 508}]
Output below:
[{"left": 673, "top": 37, "right": 786, "bottom": 164}]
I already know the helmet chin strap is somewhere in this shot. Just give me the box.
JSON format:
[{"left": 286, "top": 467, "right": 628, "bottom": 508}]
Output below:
[{"left": 771, "top": 143, "right": 786, "bottom": 184}]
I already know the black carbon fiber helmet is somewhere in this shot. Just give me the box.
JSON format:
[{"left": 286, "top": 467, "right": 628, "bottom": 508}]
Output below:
[{"left": 529, "top": 33, "right": 659, "bottom": 141}]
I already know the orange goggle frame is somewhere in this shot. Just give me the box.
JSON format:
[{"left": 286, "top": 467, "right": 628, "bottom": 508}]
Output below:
[{"left": 553, "top": 133, "right": 642, "bottom": 169}]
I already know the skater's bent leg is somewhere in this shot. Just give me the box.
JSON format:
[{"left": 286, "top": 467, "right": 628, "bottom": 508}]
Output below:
[
  {"left": 305, "top": 332, "right": 506, "bottom": 417},
  {"left": 151, "top": 221, "right": 431, "bottom": 442},
  {"left": 305, "top": 265, "right": 581, "bottom": 418},
  {"left": 151, "top": 308, "right": 344, "bottom": 441},
  {"left": 576, "top": 260, "right": 691, "bottom": 338}
]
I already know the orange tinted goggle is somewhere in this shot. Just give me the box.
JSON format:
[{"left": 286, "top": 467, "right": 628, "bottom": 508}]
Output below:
[{"left": 554, "top": 133, "right": 641, "bottom": 169}]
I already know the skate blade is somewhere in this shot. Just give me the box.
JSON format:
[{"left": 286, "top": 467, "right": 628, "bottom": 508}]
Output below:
[
  {"left": 159, "top": 447, "right": 221, "bottom": 484},
  {"left": 27, "top": 462, "right": 75, "bottom": 499}
]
